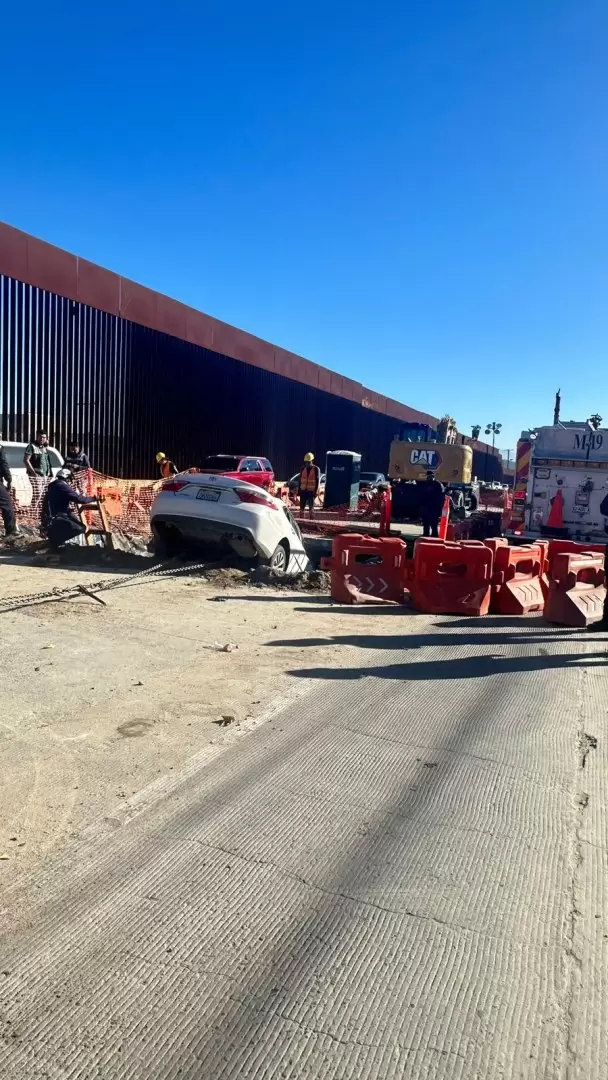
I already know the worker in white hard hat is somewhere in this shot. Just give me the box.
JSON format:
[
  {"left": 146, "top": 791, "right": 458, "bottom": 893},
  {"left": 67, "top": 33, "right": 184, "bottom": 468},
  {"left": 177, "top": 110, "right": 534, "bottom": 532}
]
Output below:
[
  {"left": 156, "top": 451, "right": 178, "bottom": 479},
  {"left": 41, "top": 467, "right": 98, "bottom": 548},
  {"left": 298, "top": 452, "right": 320, "bottom": 519}
]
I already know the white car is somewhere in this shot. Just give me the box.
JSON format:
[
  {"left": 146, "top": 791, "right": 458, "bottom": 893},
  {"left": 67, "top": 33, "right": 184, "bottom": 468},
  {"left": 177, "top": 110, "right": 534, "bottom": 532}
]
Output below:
[
  {"left": 150, "top": 472, "right": 310, "bottom": 575},
  {"left": 0, "top": 440, "right": 64, "bottom": 506}
]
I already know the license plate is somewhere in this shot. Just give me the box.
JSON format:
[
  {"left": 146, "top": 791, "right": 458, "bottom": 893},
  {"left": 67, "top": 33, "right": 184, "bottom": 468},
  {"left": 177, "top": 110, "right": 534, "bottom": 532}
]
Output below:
[{"left": 196, "top": 488, "right": 221, "bottom": 502}]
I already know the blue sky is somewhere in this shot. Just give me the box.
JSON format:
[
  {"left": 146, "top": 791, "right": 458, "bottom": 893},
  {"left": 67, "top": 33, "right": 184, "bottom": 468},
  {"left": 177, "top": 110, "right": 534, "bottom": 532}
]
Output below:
[{"left": 1, "top": 1, "right": 606, "bottom": 456}]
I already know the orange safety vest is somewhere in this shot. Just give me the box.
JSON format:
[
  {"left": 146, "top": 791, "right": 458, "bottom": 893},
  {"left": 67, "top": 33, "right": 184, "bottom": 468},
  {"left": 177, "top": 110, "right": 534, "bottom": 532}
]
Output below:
[
  {"left": 160, "top": 459, "right": 176, "bottom": 478},
  {"left": 299, "top": 465, "right": 318, "bottom": 493}
]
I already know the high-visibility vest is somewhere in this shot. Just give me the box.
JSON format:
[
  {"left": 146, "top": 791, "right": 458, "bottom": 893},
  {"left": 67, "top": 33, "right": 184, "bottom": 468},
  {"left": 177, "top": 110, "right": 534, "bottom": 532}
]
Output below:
[
  {"left": 161, "top": 459, "right": 176, "bottom": 478},
  {"left": 300, "top": 465, "right": 318, "bottom": 492}
]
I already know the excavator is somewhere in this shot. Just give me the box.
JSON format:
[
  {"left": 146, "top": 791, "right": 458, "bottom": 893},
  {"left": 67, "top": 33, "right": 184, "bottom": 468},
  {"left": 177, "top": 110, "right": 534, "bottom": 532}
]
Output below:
[{"left": 388, "top": 418, "right": 479, "bottom": 522}]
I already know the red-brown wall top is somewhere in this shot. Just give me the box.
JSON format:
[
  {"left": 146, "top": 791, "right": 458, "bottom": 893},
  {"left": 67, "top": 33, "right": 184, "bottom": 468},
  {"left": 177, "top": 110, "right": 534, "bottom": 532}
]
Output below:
[{"left": 0, "top": 220, "right": 440, "bottom": 429}]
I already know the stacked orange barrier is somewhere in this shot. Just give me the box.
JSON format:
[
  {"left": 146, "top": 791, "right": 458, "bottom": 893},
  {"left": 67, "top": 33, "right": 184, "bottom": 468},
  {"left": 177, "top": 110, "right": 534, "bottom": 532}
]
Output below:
[
  {"left": 329, "top": 533, "right": 407, "bottom": 604},
  {"left": 489, "top": 543, "right": 544, "bottom": 615},
  {"left": 410, "top": 540, "right": 493, "bottom": 616},
  {"left": 544, "top": 551, "right": 606, "bottom": 627},
  {"left": 545, "top": 538, "right": 606, "bottom": 578}
]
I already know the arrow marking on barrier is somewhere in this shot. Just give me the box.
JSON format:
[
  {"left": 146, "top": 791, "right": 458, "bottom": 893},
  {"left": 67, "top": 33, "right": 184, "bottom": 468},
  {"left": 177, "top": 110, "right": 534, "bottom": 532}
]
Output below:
[{"left": 362, "top": 577, "right": 389, "bottom": 594}]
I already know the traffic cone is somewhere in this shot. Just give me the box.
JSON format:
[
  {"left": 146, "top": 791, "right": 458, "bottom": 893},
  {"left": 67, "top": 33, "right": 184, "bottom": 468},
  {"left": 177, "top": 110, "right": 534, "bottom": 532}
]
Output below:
[
  {"left": 438, "top": 495, "right": 451, "bottom": 540},
  {"left": 546, "top": 489, "right": 564, "bottom": 530}
]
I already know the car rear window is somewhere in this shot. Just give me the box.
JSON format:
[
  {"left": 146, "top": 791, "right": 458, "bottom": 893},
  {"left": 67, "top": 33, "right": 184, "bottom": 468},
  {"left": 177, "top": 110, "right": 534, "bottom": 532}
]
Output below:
[
  {"left": 360, "top": 472, "right": 381, "bottom": 483},
  {"left": 2, "top": 446, "right": 27, "bottom": 469},
  {"left": 201, "top": 455, "right": 242, "bottom": 471},
  {"left": 261, "top": 459, "right": 273, "bottom": 471}
]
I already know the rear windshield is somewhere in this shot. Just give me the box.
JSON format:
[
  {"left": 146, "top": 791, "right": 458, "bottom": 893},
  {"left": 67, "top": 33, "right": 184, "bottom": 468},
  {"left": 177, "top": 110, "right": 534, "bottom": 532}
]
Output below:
[
  {"left": 360, "top": 472, "right": 381, "bottom": 482},
  {"left": 201, "top": 455, "right": 241, "bottom": 472}
]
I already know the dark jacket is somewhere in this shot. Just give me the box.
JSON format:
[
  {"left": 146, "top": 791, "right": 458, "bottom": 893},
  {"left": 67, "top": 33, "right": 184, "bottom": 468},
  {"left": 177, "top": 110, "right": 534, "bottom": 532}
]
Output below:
[
  {"left": 64, "top": 449, "right": 91, "bottom": 471},
  {"left": 0, "top": 447, "right": 12, "bottom": 488},
  {"left": 46, "top": 478, "right": 96, "bottom": 518},
  {"left": 419, "top": 478, "right": 445, "bottom": 517}
]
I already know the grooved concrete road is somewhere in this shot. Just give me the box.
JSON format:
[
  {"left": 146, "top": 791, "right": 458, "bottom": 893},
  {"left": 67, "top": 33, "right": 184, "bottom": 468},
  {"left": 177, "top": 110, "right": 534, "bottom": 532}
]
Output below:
[{"left": 2, "top": 616, "right": 608, "bottom": 1078}]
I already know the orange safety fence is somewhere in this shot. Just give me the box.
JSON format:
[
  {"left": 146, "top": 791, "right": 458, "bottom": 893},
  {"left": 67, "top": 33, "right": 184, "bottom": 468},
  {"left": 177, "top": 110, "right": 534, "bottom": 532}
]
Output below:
[
  {"left": 15, "top": 469, "right": 163, "bottom": 537},
  {"left": 274, "top": 482, "right": 383, "bottom": 535},
  {"left": 14, "top": 471, "right": 384, "bottom": 539}
]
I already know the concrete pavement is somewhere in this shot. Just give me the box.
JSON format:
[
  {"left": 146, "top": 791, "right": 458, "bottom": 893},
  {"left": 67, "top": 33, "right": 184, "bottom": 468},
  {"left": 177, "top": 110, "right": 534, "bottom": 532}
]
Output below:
[{"left": 2, "top": 615, "right": 608, "bottom": 1078}]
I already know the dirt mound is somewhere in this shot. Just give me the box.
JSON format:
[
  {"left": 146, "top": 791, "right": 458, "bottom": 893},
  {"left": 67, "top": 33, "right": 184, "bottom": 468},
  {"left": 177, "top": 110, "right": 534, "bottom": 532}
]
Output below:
[
  {"left": 196, "top": 562, "right": 330, "bottom": 592},
  {"left": 1, "top": 534, "right": 330, "bottom": 592},
  {"left": 248, "top": 566, "right": 330, "bottom": 592}
]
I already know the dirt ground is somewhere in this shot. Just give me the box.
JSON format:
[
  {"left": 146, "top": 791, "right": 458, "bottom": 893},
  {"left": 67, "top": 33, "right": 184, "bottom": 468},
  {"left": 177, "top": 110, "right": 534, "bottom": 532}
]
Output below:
[{"left": 0, "top": 550, "right": 417, "bottom": 922}]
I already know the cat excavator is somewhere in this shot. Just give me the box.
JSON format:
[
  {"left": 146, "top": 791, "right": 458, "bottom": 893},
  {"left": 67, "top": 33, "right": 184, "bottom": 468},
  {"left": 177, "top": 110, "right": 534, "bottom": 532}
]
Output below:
[{"left": 388, "top": 417, "right": 479, "bottom": 521}]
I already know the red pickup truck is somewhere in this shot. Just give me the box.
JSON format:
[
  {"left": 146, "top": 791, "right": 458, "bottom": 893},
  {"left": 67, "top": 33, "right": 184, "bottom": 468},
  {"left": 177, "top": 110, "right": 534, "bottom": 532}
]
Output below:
[{"left": 199, "top": 455, "right": 275, "bottom": 492}]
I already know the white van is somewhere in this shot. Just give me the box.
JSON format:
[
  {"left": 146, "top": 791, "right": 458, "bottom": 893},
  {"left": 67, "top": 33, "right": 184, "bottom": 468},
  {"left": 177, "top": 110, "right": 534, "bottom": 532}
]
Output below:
[{"left": 1, "top": 440, "right": 64, "bottom": 507}]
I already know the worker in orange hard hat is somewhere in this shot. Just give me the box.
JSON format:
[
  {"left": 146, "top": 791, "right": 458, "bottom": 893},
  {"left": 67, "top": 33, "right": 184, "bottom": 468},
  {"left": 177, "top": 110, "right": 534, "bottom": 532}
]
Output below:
[
  {"left": 156, "top": 451, "right": 178, "bottom": 479},
  {"left": 298, "top": 452, "right": 320, "bottom": 519}
]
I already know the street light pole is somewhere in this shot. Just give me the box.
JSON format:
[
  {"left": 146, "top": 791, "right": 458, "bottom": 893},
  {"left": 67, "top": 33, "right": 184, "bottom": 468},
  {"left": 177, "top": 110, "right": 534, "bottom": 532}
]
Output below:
[{"left": 484, "top": 422, "right": 502, "bottom": 482}]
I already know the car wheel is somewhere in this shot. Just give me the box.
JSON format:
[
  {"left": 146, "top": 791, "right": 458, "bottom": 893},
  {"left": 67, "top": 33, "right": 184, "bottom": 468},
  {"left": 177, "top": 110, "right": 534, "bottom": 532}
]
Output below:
[
  {"left": 268, "top": 541, "right": 289, "bottom": 575},
  {"left": 152, "top": 522, "right": 183, "bottom": 558}
]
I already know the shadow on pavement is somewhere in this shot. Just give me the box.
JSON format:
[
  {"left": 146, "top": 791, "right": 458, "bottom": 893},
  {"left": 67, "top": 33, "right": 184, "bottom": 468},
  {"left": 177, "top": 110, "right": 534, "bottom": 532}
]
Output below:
[
  {"left": 219, "top": 593, "right": 335, "bottom": 604},
  {"left": 287, "top": 650, "right": 608, "bottom": 681},
  {"left": 266, "top": 629, "right": 588, "bottom": 650}
]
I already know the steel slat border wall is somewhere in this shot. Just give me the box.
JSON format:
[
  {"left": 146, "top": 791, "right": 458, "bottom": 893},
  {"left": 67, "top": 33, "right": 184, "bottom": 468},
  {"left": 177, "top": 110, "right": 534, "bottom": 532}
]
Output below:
[
  {"left": 1, "top": 273, "right": 503, "bottom": 482},
  {"left": 1, "top": 275, "right": 128, "bottom": 475}
]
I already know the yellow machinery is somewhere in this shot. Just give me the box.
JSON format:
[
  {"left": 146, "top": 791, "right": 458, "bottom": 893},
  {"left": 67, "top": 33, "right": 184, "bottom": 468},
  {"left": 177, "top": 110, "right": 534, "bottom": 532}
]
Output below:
[{"left": 389, "top": 439, "right": 473, "bottom": 484}]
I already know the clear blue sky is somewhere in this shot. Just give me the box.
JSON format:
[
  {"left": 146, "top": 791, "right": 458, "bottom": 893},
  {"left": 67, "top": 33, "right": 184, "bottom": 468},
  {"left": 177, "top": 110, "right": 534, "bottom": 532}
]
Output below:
[{"left": 1, "top": 1, "right": 606, "bottom": 456}]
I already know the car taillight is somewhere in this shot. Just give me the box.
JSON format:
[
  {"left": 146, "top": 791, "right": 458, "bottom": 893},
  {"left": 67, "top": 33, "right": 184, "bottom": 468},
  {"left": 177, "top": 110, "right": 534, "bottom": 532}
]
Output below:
[
  {"left": 236, "top": 489, "right": 278, "bottom": 510},
  {"left": 163, "top": 480, "right": 189, "bottom": 492}
]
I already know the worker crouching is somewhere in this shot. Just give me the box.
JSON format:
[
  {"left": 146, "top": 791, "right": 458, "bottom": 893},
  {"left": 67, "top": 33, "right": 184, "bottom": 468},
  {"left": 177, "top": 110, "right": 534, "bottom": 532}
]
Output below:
[{"left": 42, "top": 468, "right": 98, "bottom": 549}]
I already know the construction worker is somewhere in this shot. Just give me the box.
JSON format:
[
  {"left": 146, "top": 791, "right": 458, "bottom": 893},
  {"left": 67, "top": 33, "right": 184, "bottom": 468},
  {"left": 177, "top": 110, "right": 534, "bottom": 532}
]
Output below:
[
  {"left": 156, "top": 452, "right": 178, "bottom": 479},
  {"left": 42, "top": 468, "right": 97, "bottom": 548},
  {"left": 24, "top": 429, "right": 52, "bottom": 513},
  {"left": 0, "top": 441, "right": 19, "bottom": 537},
  {"left": 419, "top": 470, "right": 445, "bottom": 537},
  {"left": 298, "top": 452, "right": 320, "bottom": 518},
  {"left": 64, "top": 437, "right": 91, "bottom": 472}
]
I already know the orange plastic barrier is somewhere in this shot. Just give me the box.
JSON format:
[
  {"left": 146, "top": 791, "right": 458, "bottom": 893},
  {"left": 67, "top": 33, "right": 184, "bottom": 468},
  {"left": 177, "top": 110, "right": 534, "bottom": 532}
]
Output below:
[
  {"left": 330, "top": 533, "right": 407, "bottom": 604},
  {"left": 483, "top": 537, "right": 509, "bottom": 562},
  {"left": 536, "top": 539, "right": 550, "bottom": 601},
  {"left": 544, "top": 552, "right": 606, "bottom": 627},
  {"left": 489, "top": 543, "right": 544, "bottom": 615},
  {"left": 546, "top": 539, "right": 606, "bottom": 578},
  {"left": 410, "top": 540, "right": 493, "bottom": 616}
]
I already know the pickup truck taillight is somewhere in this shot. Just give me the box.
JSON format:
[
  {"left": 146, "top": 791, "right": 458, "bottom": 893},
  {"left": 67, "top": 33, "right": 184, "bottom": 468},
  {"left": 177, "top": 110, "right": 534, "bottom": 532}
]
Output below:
[{"left": 236, "top": 489, "right": 278, "bottom": 510}]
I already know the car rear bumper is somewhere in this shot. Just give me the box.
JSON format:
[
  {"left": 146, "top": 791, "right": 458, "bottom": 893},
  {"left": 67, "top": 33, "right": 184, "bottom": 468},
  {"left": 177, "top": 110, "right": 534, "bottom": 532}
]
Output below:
[{"left": 151, "top": 512, "right": 263, "bottom": 558}]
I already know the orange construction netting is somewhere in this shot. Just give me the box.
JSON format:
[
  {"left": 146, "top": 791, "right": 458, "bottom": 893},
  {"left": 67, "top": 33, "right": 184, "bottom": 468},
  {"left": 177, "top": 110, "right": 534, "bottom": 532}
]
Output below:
[
  {"left": 14, "top": 472, "right": 384, "bottom": 539},
  {"left": 15, "top": 469, "right": 163, "bottom": 537}
]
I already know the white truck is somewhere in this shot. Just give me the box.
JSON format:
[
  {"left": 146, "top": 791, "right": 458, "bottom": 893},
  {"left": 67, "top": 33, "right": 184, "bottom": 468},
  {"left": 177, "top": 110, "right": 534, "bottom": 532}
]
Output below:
[{"left": 522, "top": 422, "right": 608, "bottom": 540}]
